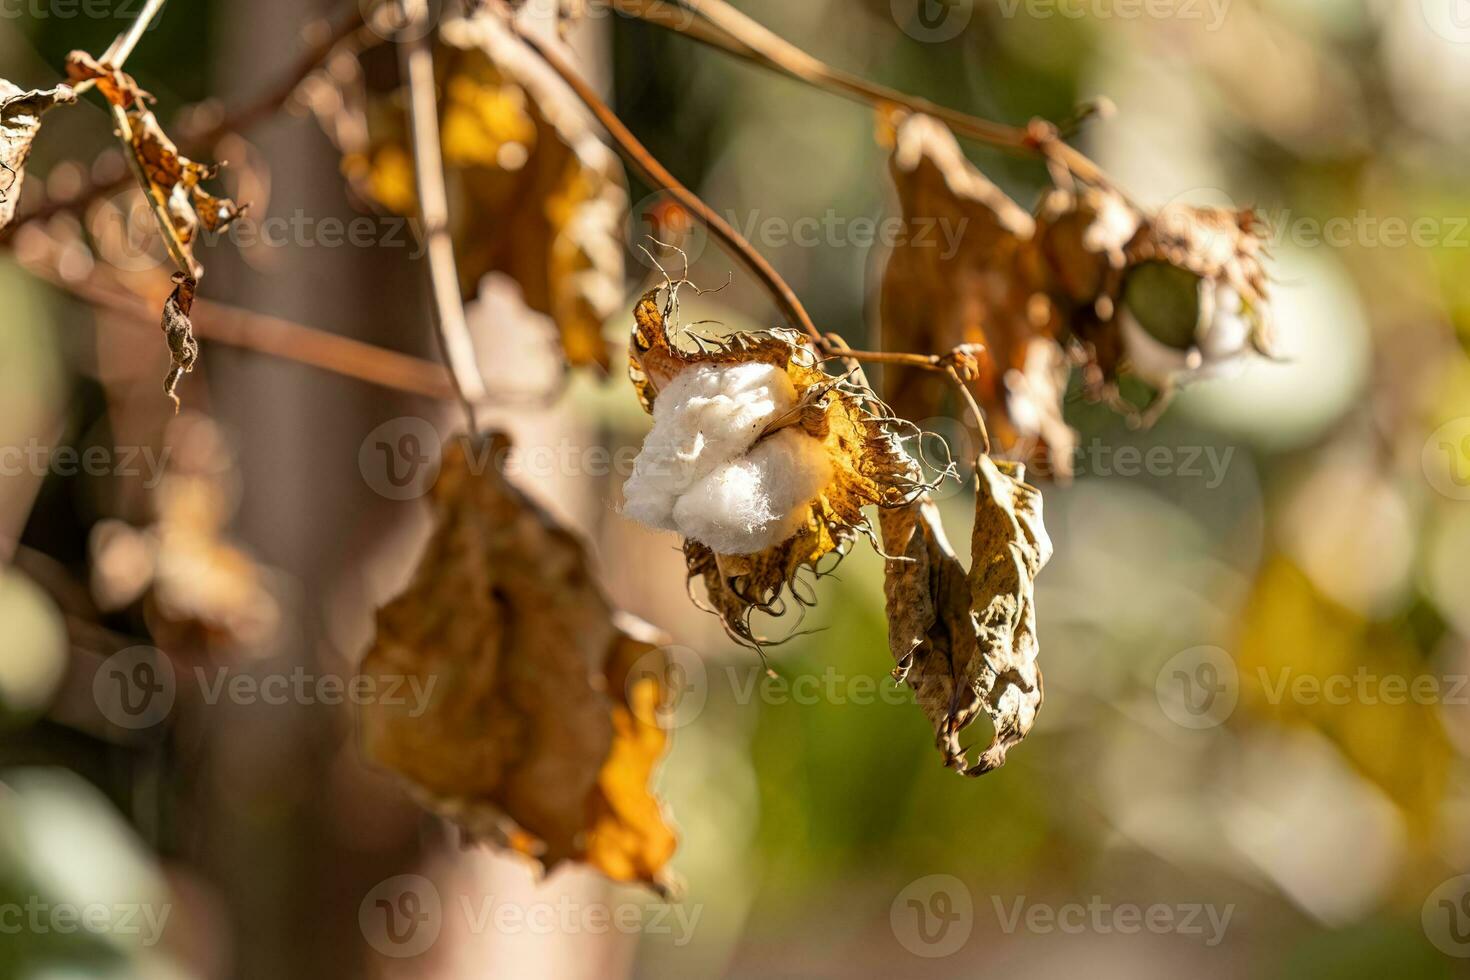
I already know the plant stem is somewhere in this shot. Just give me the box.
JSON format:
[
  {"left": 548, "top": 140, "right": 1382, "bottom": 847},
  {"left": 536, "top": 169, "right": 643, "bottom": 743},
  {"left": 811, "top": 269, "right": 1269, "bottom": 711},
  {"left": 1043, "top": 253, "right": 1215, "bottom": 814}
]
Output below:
[
  {"left": 830, "top": 348, "right": 944, "bottom": 370},
  {"left": 102, "top": 0, "right": 170, "bottom": 67},
  {"left": 399, "top": 0, "right": 487, "bottom": 430},
  {"left": 514, "top": 23, "right": 825, "bottom": 348},
  {"left": 19, "top": 258, "right": 457, "bottom": 399},
  {"left": 608, "top": 0, "right": 1109, "bottom": 185},
  {"left": 71, "top": 0, "right": 169, "bottom": 96}
]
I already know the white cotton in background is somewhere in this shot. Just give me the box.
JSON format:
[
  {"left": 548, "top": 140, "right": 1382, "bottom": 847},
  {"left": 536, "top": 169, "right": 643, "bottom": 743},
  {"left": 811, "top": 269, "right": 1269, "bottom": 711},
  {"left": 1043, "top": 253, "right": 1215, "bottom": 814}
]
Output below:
[
  {"left": 622, "top": 361, "right": 798, "bottom": 531},
  {"left": 671, "top": 428, "right": 834, "bottom": 555},
  {"left": 622, "top": 362, "right": 834, "bottom": 554}
]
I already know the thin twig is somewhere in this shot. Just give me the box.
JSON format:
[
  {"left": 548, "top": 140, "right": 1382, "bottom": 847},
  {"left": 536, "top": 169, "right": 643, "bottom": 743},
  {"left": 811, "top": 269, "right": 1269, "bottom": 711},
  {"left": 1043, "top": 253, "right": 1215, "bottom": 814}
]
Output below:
[
  {"left": 607, "top": 0, "right": 1110, "bottom": 186},
  {"left": 831, "top": 348, "right": 945, "bottom": 370},
  {"left": 399, "top": 0, "right": 486, "bottom": 430},
  {"left": 67, "top": 0, "right": 169, "bottom": 97},
  {"left": 513, "top": 22, "right": 826, "bottom": 348},
  {"left": 20, "top": 259, "right": 457, "bottom": 399},
  {"left": 101, "top": 0, "right": 170, "bottom": 68},
  {"left": 945, "top": 365, "right": 990, "bottom": 458}
]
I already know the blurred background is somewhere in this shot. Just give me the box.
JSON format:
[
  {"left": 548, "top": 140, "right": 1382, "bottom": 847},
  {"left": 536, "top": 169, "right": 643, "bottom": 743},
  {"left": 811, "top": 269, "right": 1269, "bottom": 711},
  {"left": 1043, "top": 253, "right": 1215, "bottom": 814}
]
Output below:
[{"left": 3, "top": 0, "right": 1470, "bottom": 976}]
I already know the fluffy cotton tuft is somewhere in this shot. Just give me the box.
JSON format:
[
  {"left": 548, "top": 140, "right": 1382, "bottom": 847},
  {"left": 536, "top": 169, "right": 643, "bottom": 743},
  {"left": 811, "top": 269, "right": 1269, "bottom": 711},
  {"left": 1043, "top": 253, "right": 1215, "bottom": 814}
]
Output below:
[
  {"left": 671, "top": 428, "right": 834, "bottom": 554},
  {"left": 622, "top": 363, "right": 833, "bottom": 554}
]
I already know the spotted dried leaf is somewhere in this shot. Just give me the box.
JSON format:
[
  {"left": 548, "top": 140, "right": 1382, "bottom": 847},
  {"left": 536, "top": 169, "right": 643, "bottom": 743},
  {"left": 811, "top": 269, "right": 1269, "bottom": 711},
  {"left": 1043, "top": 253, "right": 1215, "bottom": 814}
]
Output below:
[
  {"left": 629, "top": 288, "right": 919, "bottom": 646},
  {"left": 359, "top": 433, "right": 676, "bottom": 890},
  {"left": 881, "top": 455, "right": 1051, "bottom": 774},
  {"left": 0, "top": 80, "right": 75, "bottom": 230},
  {"left": 326, "top": 14, "right": 625, "bottom": 368}
]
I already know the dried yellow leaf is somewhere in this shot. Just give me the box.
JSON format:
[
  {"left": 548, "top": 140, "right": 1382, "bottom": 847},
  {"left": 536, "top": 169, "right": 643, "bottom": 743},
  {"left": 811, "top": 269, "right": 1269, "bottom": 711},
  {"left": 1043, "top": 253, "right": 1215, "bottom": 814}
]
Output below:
[
  {"left": 359, "top": 433, "right": 676, "bottom": 890},
  {"left": 340, "top": 15, "right": 625, "bottom": 369}
]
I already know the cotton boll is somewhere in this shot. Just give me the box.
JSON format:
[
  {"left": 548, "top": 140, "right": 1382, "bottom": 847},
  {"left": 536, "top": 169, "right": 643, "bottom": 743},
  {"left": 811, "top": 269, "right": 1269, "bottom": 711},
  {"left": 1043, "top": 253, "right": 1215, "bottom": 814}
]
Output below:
[
  {"left": 1197, "top": 284, "right": 1252, "bottom": 361},
  {"left": 671, "top": 428, "right": 834, "bottom": 554},
  {"left": 622, "top": 362, "right": 798, "bottom": 530}
]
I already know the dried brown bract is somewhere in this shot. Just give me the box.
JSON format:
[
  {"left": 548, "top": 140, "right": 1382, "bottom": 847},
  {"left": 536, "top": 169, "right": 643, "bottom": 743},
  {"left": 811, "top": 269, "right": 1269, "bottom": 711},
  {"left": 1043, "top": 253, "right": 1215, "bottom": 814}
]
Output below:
[
  {"left": 359, "top": 432, "right": 677, "bottom": 890},
  {"left": 880, "top": 455, "right": 1051, "bottom": 775},
  {"left": 0, "top": 80, "right": 75, "bottom": 231}
]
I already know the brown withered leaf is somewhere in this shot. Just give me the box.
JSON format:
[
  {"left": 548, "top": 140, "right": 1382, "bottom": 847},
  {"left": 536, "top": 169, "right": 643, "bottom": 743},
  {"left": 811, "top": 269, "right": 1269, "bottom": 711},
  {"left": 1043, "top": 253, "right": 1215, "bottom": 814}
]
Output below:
[
  {"left": 881, "top": 455, "right": 1051, "bottom": 774},
  {"left": 0, "top": 80, "right": 75, "bottom": 231},
  {"left": 359, "top": 433, "right": 676, "bottom": 890},
  {"left": 89, "top": 412, "right": 280, "bottom": 650},
  {"left": 880, "top": 111, "right": 1272, "bottom": 458},
  {"left": 880, "top": 112, "right": 1074, "bottom": 475},
  {"left": 329, "top": 14, "right": 625, "bottom": 369},
  {"left": 64, "top": 50, "right": 147, "bottom": 108},
  {"left": 629, "top": 287, "right": 919, "bottom": 646},
  {"left": 69, "top": 50, "right": 245, "bottom": 246},
  {"left": 160, "top": 272, "right": 198, "bottom": 410}
]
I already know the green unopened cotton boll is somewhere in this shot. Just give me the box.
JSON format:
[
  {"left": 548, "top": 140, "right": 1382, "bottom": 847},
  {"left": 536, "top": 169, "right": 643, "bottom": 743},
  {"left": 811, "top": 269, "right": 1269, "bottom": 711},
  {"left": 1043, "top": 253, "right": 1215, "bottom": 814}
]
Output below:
[{"left": 1122, "top": 260, "right": 1203, "bottom": 352}]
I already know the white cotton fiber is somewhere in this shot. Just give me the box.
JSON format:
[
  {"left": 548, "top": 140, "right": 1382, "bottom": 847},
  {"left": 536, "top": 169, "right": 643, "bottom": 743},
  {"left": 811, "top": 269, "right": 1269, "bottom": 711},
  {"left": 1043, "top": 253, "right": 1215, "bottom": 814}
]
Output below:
[
  {"left": 671, "top": 427, "right": 833, "bottom": 554},
  {"left": 622, "top": 363, "right": 833, "bottom": 554}
]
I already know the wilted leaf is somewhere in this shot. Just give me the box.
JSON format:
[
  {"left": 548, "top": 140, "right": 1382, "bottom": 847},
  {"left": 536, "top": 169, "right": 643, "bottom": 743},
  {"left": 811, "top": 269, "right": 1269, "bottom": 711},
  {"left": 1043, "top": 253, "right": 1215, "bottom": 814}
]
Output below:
[
  {"left": 359, "top": 432, "right": 676, "bottom": 890},
  {"left": 89, "top": 413, "right": 280, "bottom": 650},
  {"left": 0, "top": 80, "right": 75, "bottom": 231},
  {"left": 627, "top": 287, "right": 919, "bottom": 646},
  {"left": 327, "top": 14, "right": 626, "bottom": 369},
  {"left": 879, "top": 111, "right": 1272, "bottom": 450},
  {"left": 64, "top": 50, "right": 146, "bottom": 108},
  {"left": 880, "top": 112, "right": 1074, "bottom": 475},
  {"left": 160, "top": 272, "right": 198, "bottom": 410},
  {"left": 881, "top": 455, "right": 1051, "bottom": 774}
]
